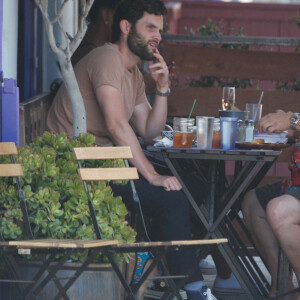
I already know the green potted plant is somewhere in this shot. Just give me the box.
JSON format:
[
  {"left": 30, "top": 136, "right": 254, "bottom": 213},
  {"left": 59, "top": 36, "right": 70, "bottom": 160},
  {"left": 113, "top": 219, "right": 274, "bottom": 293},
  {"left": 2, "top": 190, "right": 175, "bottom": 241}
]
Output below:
[{"left": 0, "top": 132, "right": 137, "bottom": 299}]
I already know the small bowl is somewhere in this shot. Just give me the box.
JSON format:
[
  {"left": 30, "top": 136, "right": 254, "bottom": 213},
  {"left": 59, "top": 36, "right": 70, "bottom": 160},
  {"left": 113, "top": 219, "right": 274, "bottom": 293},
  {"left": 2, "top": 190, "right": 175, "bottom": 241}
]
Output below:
[
  {"left": 161, "top": 130, "right": 174, "bottom": 140},
  {"left": 218, "top": 110, "right": 249, "bottom": 122}
]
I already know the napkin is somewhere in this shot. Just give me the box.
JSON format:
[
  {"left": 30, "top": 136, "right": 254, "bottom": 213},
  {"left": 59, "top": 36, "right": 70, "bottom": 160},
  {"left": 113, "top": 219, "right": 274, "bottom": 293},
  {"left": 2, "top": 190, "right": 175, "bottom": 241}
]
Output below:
[
  {"left": 154, "top": 137, "right": 173, "bottom": 147},
  {"left": 254, "top": 131, "right": 288, "bottom": 144}
]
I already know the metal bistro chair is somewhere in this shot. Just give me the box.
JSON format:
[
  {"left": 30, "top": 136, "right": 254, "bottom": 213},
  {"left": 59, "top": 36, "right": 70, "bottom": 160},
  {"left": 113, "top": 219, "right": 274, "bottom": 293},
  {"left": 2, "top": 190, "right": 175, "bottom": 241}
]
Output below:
[
  {"left": 275, "top": 249, "right": 300, "bottom": 300},
  {"left": 0, "top": 142, "right": 118, "bottom": 300},
  {"left": 73, "top": 145, "right": 228, "bottom": 300}
]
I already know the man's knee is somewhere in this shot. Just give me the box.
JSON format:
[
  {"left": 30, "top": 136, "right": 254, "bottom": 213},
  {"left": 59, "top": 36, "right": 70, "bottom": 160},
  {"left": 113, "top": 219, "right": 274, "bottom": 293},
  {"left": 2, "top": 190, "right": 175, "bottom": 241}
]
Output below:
[{"left": 162, "top": 192, "right": 189, "bottom": 213}]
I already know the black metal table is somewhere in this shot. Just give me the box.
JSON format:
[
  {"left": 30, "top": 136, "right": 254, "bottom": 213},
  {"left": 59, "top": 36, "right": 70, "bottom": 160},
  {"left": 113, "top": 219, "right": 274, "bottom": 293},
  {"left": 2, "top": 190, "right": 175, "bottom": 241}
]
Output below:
[{"left": 147, "top": 146, "right": 282, "bottom": 300}]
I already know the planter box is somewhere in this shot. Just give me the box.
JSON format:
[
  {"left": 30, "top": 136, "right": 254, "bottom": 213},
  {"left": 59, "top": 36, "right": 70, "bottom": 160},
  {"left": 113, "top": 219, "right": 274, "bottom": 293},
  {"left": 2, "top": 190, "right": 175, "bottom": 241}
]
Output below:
[
  {"left": 8, "top": 260, "right": 124, "bottom": 300},
  {"left": 19, "top": 92, "right": 54, "bottom": 146}
]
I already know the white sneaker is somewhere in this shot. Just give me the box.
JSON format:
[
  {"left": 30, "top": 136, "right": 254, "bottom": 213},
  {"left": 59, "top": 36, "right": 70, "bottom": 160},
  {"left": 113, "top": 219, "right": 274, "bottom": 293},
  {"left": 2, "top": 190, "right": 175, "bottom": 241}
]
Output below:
[{"left": 186, "top": 285, "right": 218, "bottom": 300}]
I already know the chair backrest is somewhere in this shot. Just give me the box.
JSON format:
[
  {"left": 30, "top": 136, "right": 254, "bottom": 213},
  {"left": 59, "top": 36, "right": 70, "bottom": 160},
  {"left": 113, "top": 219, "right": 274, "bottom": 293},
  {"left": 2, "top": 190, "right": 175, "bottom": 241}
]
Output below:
[
  {"left": 73, "top": 146, "right": 139, "bottom": 240},
  {"left": 0, "top": 142, "right": 33, "bottom": 239},
  {"left": 0, "top": 142, "right": 23, "bottom": 177},
  {"left": 73, "top": 146, "right": 138, "bottom": 181}
]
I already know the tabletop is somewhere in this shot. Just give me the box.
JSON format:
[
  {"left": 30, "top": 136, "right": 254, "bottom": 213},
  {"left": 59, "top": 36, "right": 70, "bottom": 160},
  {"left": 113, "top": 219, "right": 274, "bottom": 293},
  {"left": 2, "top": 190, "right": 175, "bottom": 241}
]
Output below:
[{"left": 147, "top": 145, "right": 282, "bottom": 161}]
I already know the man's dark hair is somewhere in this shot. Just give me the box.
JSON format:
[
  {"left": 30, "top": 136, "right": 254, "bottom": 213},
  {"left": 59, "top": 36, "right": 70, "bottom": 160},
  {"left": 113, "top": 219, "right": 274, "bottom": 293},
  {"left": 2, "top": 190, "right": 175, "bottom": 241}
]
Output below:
[
  {"left": 111, "top": 0, "right": 167, "bottom": 43},
  {"left": 88, "top": 0, "right": 121, "bottom": 23}
]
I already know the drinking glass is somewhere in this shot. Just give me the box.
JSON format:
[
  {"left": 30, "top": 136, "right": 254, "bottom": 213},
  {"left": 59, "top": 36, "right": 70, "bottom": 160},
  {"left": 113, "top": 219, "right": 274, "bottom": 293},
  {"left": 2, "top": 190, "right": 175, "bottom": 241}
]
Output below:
[
  {"left": 196, "top": 117, "right": 214, "bottom": 149},
  {"left": 222, "top": 87, "right": 235, "bottom": 111},
  {"left": 220, "top": 117, "right": 238, "bottom": 150},
  {"left": 173, "top": 117, "right": 194, "bottom": 148},
  {"left": 245, "top": 103, "right": 262, "bottom": 127}
]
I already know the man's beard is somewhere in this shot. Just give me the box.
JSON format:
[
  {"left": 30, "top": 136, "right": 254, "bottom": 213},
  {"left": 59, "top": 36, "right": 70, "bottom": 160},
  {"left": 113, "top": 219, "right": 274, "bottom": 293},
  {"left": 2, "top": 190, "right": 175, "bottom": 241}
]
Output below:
[{"left": 127, "top": 25, "right": 154, "bottom": 61}]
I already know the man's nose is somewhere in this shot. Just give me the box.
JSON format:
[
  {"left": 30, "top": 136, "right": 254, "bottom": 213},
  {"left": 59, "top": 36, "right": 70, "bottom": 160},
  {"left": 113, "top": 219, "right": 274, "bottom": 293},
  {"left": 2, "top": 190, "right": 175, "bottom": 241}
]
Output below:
[{"left": 154, "top": 31, "right": 162, "bottom": 43}]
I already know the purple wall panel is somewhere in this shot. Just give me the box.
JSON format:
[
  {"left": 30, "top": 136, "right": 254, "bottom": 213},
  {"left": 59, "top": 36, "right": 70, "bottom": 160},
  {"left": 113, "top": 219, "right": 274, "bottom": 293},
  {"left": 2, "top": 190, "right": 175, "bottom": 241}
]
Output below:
[
  {"left": 1, "top": 79, "right": 19, "bottom": 145},
  {"left": 0, "top": 1, "right": 20, "bottom": 144},
  {"left": 0, "top": 0, "right": 2, "bottom": 72},
  {"left": 0, "top": 0, "right": 3, "bottom": 141}
]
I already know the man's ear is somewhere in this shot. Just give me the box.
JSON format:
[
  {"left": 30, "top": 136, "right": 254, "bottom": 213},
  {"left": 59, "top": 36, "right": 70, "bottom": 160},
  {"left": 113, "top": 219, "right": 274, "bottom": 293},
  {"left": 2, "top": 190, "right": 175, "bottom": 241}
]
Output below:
[{"left": 120, "top": 20, "right": 131, "bottom": 35}]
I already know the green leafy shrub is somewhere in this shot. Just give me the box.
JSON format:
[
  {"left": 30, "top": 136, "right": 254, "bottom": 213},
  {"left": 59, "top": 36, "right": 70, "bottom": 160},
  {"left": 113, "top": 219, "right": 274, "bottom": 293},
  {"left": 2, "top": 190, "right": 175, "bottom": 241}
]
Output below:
[{"left": 0, "top": 132, "right": 136, "bottom": 262}]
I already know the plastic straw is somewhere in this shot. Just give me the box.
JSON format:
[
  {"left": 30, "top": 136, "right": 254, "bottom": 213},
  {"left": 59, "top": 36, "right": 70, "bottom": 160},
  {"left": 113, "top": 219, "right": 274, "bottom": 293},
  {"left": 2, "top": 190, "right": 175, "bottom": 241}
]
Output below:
[
  {"left": 188, "top": 99, "right": 197, "bottom": 119},
  {"left": 258, "top": 91, "right": 264, "bottom": 107},
  {"left": 254, "top": 91, "right": 264, "bottom": 121}
]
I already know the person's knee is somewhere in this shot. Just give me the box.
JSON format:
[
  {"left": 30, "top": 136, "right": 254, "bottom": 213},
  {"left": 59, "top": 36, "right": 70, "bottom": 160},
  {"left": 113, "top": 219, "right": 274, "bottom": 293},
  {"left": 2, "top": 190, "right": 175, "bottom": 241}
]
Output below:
[
  {"left": 163, "top": 192, "right": 189, "bottom": 213},
  {"left": 266, "top": 195, "right": 294, "bottom": 232}
]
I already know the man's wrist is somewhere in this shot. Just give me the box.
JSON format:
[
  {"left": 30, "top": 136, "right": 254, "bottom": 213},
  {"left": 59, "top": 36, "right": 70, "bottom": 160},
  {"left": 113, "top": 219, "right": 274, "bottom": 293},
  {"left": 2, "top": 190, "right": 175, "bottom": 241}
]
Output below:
[
  {"left": 290, "top": 112, "right": 300, "bottom": 130},
  {"left": 156, "top": 87, "right": 170, "bottom": 97},
  {"left": 145, "top": 170, "right": 159, "bottom": 184}
]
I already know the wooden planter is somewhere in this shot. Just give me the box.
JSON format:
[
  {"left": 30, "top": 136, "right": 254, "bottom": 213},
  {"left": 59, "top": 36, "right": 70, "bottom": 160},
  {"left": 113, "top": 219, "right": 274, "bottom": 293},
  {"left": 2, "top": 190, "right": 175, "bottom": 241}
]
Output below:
[{"left": 8, "top": 260, "right": 125, "bottom": 300}]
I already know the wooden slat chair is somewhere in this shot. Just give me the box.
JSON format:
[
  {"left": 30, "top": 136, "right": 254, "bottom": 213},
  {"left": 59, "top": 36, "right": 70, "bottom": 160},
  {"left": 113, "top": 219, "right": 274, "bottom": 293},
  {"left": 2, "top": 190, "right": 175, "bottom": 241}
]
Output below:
[
  {"left": 0, "top": 142, "right": 34, "bottom": 240},
  {"left": 73, "top": 146, "right": 152, "bottom": 300},
  {"left": 73, "top": 146, "right": 228, "bottom": 300},
  {"left": 0, "top": 142, "right": 118, "bottom": 300}
]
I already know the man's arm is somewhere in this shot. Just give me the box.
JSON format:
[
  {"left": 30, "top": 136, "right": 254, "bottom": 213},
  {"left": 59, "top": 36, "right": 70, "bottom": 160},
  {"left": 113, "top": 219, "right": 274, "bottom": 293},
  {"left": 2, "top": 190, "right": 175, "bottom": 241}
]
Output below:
[
  {"left": 130, "top": 95, "right": 167, "bottom": 143},
  {"left": 131, "top": 49, "right": 170, "bottom": 142},
  {"left": 95, "top": 84, "right": 182, "bottom": 191}
]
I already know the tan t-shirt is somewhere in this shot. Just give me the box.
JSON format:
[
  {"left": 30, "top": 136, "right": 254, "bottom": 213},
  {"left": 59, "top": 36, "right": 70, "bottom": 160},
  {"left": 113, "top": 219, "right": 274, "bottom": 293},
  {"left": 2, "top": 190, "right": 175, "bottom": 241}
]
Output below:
[{"left": 47, "top": 43, "right": 148, "bottom": 146}]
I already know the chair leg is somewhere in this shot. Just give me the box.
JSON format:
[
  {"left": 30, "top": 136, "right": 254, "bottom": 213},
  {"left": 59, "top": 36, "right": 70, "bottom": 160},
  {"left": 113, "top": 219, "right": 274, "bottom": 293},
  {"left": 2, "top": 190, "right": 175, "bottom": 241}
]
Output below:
[{"left": 276, "top": 248, "right": 291, "bottom": 300}]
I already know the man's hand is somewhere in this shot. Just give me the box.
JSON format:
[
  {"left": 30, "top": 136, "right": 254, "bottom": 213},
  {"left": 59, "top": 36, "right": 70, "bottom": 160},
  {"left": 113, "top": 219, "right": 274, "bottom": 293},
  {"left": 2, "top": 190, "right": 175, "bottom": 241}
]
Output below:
[
  {"left": 256, "top": 112, "right": 292, "bottom": 134},
  {"left": 149, "top": 174, "right": 182, "bottom": 191},
  {"left": 148, "top": 49, "right": 169, "bottom": 92}
]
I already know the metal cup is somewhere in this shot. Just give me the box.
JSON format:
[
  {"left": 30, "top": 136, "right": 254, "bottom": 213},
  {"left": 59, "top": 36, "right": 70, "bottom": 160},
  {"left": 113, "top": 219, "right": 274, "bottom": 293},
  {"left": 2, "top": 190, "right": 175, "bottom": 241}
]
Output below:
[
  {"left": 220, "top": 117, "right": 238, "bottom": 150},
  {"left": 196, "top": 117, "right": 214, "bottom": 149}
]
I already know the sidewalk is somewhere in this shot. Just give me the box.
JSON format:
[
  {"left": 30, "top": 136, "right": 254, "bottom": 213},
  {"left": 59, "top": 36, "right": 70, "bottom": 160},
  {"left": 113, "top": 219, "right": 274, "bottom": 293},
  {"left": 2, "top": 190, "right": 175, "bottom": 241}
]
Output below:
[
  {"left": 144, "top": 255, "right": 299, "bottom": 300},
  {"left": 204, "top": 255, "right": 299, "bottom": 300}
]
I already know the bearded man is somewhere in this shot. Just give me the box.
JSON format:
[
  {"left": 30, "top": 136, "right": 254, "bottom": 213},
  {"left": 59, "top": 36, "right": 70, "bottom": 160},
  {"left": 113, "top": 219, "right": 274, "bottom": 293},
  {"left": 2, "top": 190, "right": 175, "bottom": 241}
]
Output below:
[{"left": 47, "top": 1, "right": 217, "bottom": 299}]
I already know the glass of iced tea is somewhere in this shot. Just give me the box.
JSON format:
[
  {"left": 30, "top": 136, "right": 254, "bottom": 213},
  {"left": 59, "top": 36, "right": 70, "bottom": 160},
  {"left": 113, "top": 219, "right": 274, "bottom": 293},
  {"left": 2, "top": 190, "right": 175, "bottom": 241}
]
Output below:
[
  {"left": 173, "top": 117, "right": 194, "bottom": 148},
  {"left": 222, "top": 87, "right": 235, "bottom": 111}
]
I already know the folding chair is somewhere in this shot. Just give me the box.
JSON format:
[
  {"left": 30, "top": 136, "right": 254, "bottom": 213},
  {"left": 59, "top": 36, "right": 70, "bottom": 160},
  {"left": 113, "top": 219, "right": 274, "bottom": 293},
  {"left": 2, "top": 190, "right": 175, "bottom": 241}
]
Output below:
[
  {"left": 0, "top": 142, "right": 118, "bottom": 300},
  {"left": 0, "top": 142, "right": 33, "bottom": 240},
  {"left": 275, "top": 249, "right": 300, "bottom": 300},
  {"left": 73, "top": 146, "right": 228, "bottom": 300}
]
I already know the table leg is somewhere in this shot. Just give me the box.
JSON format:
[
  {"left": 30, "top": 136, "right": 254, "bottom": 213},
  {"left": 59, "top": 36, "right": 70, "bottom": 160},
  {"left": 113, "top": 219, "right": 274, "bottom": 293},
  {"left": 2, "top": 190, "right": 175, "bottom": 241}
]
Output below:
[
  {"left": 211, "top": 161, "right": 263, "bottom": 233},
  {"left": 208, "top": 161, "right": 217, "bottom": 230},
  {"left": 161, "top": 152, "right": 279, "bottom": 300}
]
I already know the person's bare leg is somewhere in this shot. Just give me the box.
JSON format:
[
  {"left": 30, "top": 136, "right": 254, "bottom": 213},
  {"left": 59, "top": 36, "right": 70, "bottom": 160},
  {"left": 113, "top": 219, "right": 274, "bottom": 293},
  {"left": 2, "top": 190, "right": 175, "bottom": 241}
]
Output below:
[
  {"left": 241, "top": 189, "right": 280, "bottom": 296},
  {"left": 267, "top": 195, "right": 300, "bottom": 300}
]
